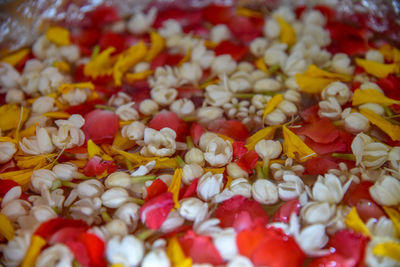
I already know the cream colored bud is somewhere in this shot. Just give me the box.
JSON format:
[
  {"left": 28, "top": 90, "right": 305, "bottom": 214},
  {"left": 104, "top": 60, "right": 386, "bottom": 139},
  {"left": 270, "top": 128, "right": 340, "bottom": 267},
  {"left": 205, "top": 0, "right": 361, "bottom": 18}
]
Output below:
[
  {"left": 229, "top": 178, "right": 252, "bottom": 198},
  {"left": 205, "top": 84, "right": 233, "bottom": 107},
  {"left": 204, "top": 136, "right": 233, "bottom": 167},
  {"left": 141, "top": 127, "right": 176, "bottom": 157},
  {"left": 284, "top": 89, "right": 301, "bottom": 104},
  {"left": 250, "top": 38, "right": 268, "bottom": 57},
  {"left": 1, "top": 199, "right": 31, "bottom": 221},
  {"left": 254, "top": 78, "right": 282, "bottom": 93},
  {"left": 159, "top": 210, "right": 185, "bottom": 233},
  {"left": 237, "top": 62, "right": 254, "bottom": 72},
  {"left": 360, "top": 82, "right": 383, "bottom": 93},
  {"left": 179, "top": 197, "right": 208, "bottom": 221},
  {"left": 31, "top": 169, "right": 58, "bottom": 191},
  {"left": 184, "top": 148, "right": 205, "bottom": 166},
  {"left": 297, "top": 224, "right": 329, "bottom": 255},
  {"left": 255, "top": 140, "right": 282, "bottom": 160},
  {"left": 197, "top": 107, "right": 224, "bottom": 125},
  {"left": 179, "top": 62, "right": 202, "bottom": 83},
  {"left": 101, "top": 187, "right": 130, "bottom": 208},
  {"left": 0, "top": 142, "right": 17, "bottom": 164},
  {"left": 359, "top": 103, "right": 385, "bottom": 116},
  {"left": 277, "top": 100, "right": 298, "bottom": 116},
  {"left": 77, "top": 179, "right": 104, "bottom": 198},
  {"left": 212, "top": 228, "right": 238, "bottom": 261},
  {"left": 369, "top": 175, "right": 400, "bottom": 206},
  {"left": 107, "top": 235, "right": 144, "bottom": 266},
  {"left": 197, "top": 172, "right": 224, "bottom": 201},
  {"left": 114, "top": 202, "right": 141, "bottom": 231},
  {"left": 228, "top": 256, "right": 253, "bottom": 267},
  {"left": 301, "top": 201, "right": 336, "bottom": 224},
  {"left": 105, "top": 172, "right": 132, "bottom": 189},
  {"left": 264, "top": 109, "right": 287, "bottom": 125},
  {"left": 105, "top": 219, "right": 128, "bottom": 236},
  {"left": 52, "top": 163, "right": 78, "bottom": 181},
  {"left": 226, "top": 162, "right": 249, "bottom": 179},
  {"left": 32, "top": 96, "right": 56, "bottom": 114},
  {"left": 115, "top": 102, "right": 139, "bottom": 121},
  {"left": 351, "top": 133, "right": 390, "bottom": 169},
  {"left": 31, "top": 204, "right": 57, "bottom": 222},
  {"left": 127, "top": 8, "right": 157, "bottom": 35},
  {"left": 366, "top": 217, "right": 396, "bottom": 237},
  {"left": 141, "top": 248, "right": 170, "bottom": 267},
  {"left": 264, "top": 18, "right": 280, "bottom": 38},
  {"left": 5, "top": 89, "right": 25, "bottom": 104},
  {"left": 251, "top": 94, "right": 271, "bottom": 109},
  {"left": 211, "top": 55, "right": 237, "bottom": 75},
  {"left": 170, "top": 98, "right": 195, "bottom": 118},
  {"left": 343, "top": 112, "right": 369, "bottom": 134},
  {"left": 331, "top": 53, "right": 354, "bottom": 75},
  {"left": 151, "top": 87, "right": 178, "bottom": 106},
  {"left": 264, "top": 45, "right": 287, "bottom": 66},
  {"left": 278, "top": 174, "right": 305, "bottom": 201},
  {"left": 36, "top": 244, "right": 74, "bottom": 267},
  {"left": 252, "top": 179, "right": 278, "bottom": 204},
  {"left": 321, "top": 81, "right": 351, "bottom": 105},
  {"left": 318, "top": 97, "right": 342, "bottom": 120},
  {"left": 282, "top": 51, "right": 308, "bottom": 77},
  {"left": 182, "top": 163, "right": 204, "bottom": 185},
  {"left": 199, "top": 132, "right": 219, "bottom": 151},
  {"left": 210, "top": 24, "right": 231, "bottom": 43},
  {"left": 366, "top": 50, "right": 384, "bottom": 63},
  {"left": 121, "top": 121, "right": 146, "bottom": 141},
  {"left": 312, "top": 174, "right": 346, "bottom": 204}
]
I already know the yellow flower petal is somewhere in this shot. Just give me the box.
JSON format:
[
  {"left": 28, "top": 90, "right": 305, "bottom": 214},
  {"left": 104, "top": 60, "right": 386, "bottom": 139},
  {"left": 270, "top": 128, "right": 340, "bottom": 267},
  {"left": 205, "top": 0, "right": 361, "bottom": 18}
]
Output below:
[
  {"left": 345, "top": 207, "right": 371, "bottom": 237},
  {"left": 383, "top": 207, "right": 400, "bottom": 237},
  {"left": 373, "top": 242, "right": 400, "bottom": 262},
  {"left": 0, "top": 169, "right": 34, "bottom": 185},
  {"left": 378, "top": 44, "right": 395, "bottom": 62},
  {"left": 275, "top": 15, "right": 296, "bottom": 46},
  {"left": 254, "top": 58, "right": 269, "bottom": 74},
  {"left": 0, "top": 214, "right": 14, "bottom": 241},
  {"left": 112, "top": 147, "right": 178, "bottom": 169},
  {"left": 58, "top": 82, "right": 95, "bottom": 94},
  {"left": 125, "top": 70, "right": 154, "bottom": 83},
  {"left": 352, "top": 89, "right": 400, "bottom": 107},
  {"left": 88, "top": 139, "right": 113, "bottom": 161},
  {"left": 19, "top": 124, "right": 37, "bottom": 138},
  {"left": 178, "top": 49, "right": 191, "bottom": 66},
  {"left": 282, "top": 125, "right": 317, "bottom": 162},
  {"left": 355, "top": 58, "right": 397, "bottom": 78},
  {"left": 217, "top": 133, "right": 234, "bottom": 144},
  {"left": 167, "top": 236, "right": 192, "bottom": 267},
  {"left": 0, "top": 136, "right": 18, "bottom": 143},
  {"left": 145, "top": 31, "right": 165, "bottom": 62},
  {"left": 296, "top": 64, "right": 352, "bottom": 94},
  {"left": 53, "top": 61, "right": 71, "bottom": 72},
  {"left": 42, "top": 111, "right": 71, "bottom": 119},
  {"left": 263, "top": 94, "right": 283, "bottom": 118},
  {"left": 46, "top": 26, "right": 71, "bottom": 46},
  {"left": 112, "top": 131, "right": 136, "bottom": 150},
  {"left": 21, "top": 235, "right": 47, "bottom": 267},
  {"left": 203, "top": 167, "right": 225, "bottom": 174},
  {"left": 245, "top": 125, "right": 279, "bottom": 151},
  {"left": 237, "top": 7, "right": 263, "bottom": 18},
  {"left": 0, "top": 104, "right": 30, "bottom": 132},
  {"left": 168, "top": 168, "right": 183, "bottom": 209},
  {"left": 84, "top": 47, "right": 116, "bottom": 78},
  {"left": 360, "top": 109, "right": 400, "bottom": 141},
  {"left": 225, "top": 175, "right": 234, "bottom": 189},
  {"left": 1, "top": 49, "right": 30, "bottom": 67},
  {"left": 15, "top": 154, "right": 56, "bottom": 170},
  {"left": 113, "top": 41, "right": 148, "bottom": 86},
  {"left": 199, "top": 78, "right": 219, "bottom": 89}
]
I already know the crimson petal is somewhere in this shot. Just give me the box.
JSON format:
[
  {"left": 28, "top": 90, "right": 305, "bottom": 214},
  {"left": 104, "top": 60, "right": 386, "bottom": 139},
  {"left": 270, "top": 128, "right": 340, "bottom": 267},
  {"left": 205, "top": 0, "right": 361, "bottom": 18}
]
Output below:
[
  {"left": 148, "top": 111, "right": 188, "bottom": 142},
  {"left": 140, "top": 191, "right": 174, "bottom": 230},
  {"left": 236, "top": 150, "right": 259, "bottom": 174},
  {"left": 305, "top": 156, "right": 339, "bottom": 175},
  {"left": 296, "top": 118, "right": 339, "bottom": 144},
  {"left": 208, "top": 119, "right": 249, "bottom": 141},
  {"left": 79, "top": 232, "right": 107, "bottom": 267},
  {"left": 144, "top": 179, "right": 168, "bottom": 202},
  {"left": 214, "top": 40, "right": 248, "bottom": 61},
  {"left": 34, "top": 218, "right": 88, "bottom": 241},
  {"left": 272, "top": 199, "right": 301, "bottom": 223},
  {"left": 179, "top": 178, "right": 199, "bottom": 200},
  {"left": 82, "top": 109, "right": 119, "bottom": 144},
  {"left": 83, "top": 156, "right": 117, "bottom": 177}
]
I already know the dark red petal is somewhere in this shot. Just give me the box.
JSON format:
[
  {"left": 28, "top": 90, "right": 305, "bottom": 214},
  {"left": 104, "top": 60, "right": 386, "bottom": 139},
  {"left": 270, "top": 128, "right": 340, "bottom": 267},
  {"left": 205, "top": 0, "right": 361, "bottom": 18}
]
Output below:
[
  {"left": 295, "top": 5, "right": 307, "bottom": 18},
  {"left": 305, "top": 156, "right": 339, "bottom": 175},
  {"left": 140, "top": 192, "right": 174, "bottom": 230},
  {"left": 296, "top": 118, "right": 339, "bottom": 144},
  {"left": 179, "top": 230, "right": 224, "bottom": 265},
  {"left": 236, "top": 222, "right": 269, "bottom": 258},
  {"left": 87, "top": 5, "right": 120, "bottom": 28},
  {"left": 150, "top": 52, "right": 184, "bottom": 70},
  {"left": 202, "top": 4, "right": 232, "bottom": 25},
  {"left": 34, "top": 218, "right": 88, "bottom": 241},
  {"left": 329, "top": 229, "right": 369, "bottom": 266},
  {"left": 232, "top": 141, "right": 248, "bottom": 159},
  {"left": 179, "top": 178, "right": 199, "bottom": 200},
  {"left": 343, "top": 181, "right": 375, "bottom": 207},
  {"left": 79, "top": 232, "right": 107, "bottom": 267},
  {"left": 305, "top": 137, "right": 347, "bottom": 155},
  {"left": 71, "top": 28, "right": 102, "bottom": 51},
  {"left": 377, "top": 74, "right": 400, "bottom": 100},
  {"left": 65, "top": 240, "right": 90, "bottom": 267},
  {"left": 208, "top": 119, "right": 249, "bottom": 141},
  {"left": 228, "top": 16, "right": 264, "bottom": 42},
  {"left": 313, "top": 5, "right": 336, "bottom": 22},
  {"left": 300, "top": 105, "right": 319, "bottom": 122},
  {"left": 65, "top": 99, "right": 105, "bottom": 116},
  {"left": 148, "top": 111, "right": 188, "bottom": 142},
  {"left": 177, "top": 86, "right": 203, "bottom": 99},
  {"left": 272, "top": 199, "right": 301, "bottom": 223},
  {"left": 83, "top": 156, "right": 117, "bottom": 177},
  {"left": 144, "top": 179, "right": 168, "bottom": 202},
  {"left": 214, "top": 40, "right": 248, "bottom": 61},
  {"left": 215, "top": 195, "right": 269, "bottom": 231},
  {"left": 99, "top": 32, "right": 127, "bottom": 54},
  {"left": 310, "top": 253, "right": 355, "bottom": 267},
  {"left": 252, "top": 227, "right": 305, "bottom": 267},
  {"left": 49, "top": 226, "right": 88, "bottom": 245},
  {"left": 356, "top": 199, "right": 386, "bottom": 222},
  {"left": 121, "top": 82, "right": 149, "bottom": 107},
  {"left": 236, "top": 150, "right": 259, "bottom": 174},
  {"left": 0, "top": 179, "right": 19, "bottom": 198},
  {"left": 190, "top": 123, "right": 205, "bottom": 145},
  {"left": 82, "top": 109, "right": 119, "bottom": 144}
]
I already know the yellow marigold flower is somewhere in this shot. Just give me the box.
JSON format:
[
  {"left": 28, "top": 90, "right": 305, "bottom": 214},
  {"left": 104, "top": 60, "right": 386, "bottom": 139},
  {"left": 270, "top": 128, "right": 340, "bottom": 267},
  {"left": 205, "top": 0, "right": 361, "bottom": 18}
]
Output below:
[
  {"left": 352, "top": 89, "right": 400, "bottom": 107},
  {"left": 167, "top": 236, "right": 192, "bottom": 267},
  {"left": 282, "top": 125, "right": 317, "bottom": 162},
  {"left": 0, "top": 104, "right": 30, "bottom": 132},
  {"left": 355, "top": 58, "right": 397, "bottom": 78},
  {"left": 345, "top": 207, "right": 371, "bottom": 237},
  {"left": 263, "top": 94, "right": 283, "bottom": 118},
  {"left": 360, "top": 109, "right": 400, "bottom": 141},
  {"left": 0, "top": 214, "right": 14, "bottom": 241},
  {"left": 275, "top": 15, "right": 296, "bottom": 46},
  {"left": 84, "top": 47, "right": 116, "bottom": 78},
  {"left": 125, "top": 70, "right": 154, "bottom": 84},
  {"left": 46, "top": 26, "right": 71, "bottom": 46},
  {"left": 373, "top": 242, "right": 400, "bottom": 262},
  {"left": 245, "top": 126, "right": 279, "bottom": 151},
  {"left": 144, "top": 31, "right": 165, "bottom": 62},
  {"left": 21, "top": 235, "right": 47, "bottom": 267},
  {"left": 1, "top": 48, "right": 30, "bottom": 67},
  {"left": 168, "top": 168, "right": 183, "bottom": 209}
]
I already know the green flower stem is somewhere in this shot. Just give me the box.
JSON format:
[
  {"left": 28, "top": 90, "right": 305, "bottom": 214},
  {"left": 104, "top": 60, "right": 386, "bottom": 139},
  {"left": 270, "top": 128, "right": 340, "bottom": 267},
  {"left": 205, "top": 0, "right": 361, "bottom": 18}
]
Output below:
[
  {"left": 136, "top": 229, "right": 155, "bottom": 241},
  {"left": 175, "top": 155, "right": 186, "bottom": 168},
  {"left": 94, "top": 104, "right": 115, "bottom": 111},
  {"left": 129, "top": 197, "right": 145, "bottom": 205},
  {"left": 131, "top": 175, "right": 157, "bottom": 184},
  {"left": 101, "top": 211, "right": 112, "bottom": 223},
  {"left": 186, "top": 136, "right": 194, "bottom": 149},
  {"left": 385, "top": 106, "right": 394, "bottom": 117},
  {"left": 256, "top": 165, "right": 266, "bottom": 179},
  {"left": 61, "top": 181, "right": 77, "bottom": 188},
  {"left": 262, "top": 158, "right": 270, "bottom": 179},
  {"left": 331, "top": 153, "right": 356, "bottom": 161},
  {"left": 182, "top": 116, "right": 197, "bottom": 122},
  {"left": 125, "top": 158, "right": 134, "bottom": 171},
  {"left": 51, "top": 179, "right": 62, "bottom": 190},
  {"left": 235, "top": 92, "right": 276, "bottom": 99},
  {"left": 91, "top": 45, "right": 100, "bottom": 60}
]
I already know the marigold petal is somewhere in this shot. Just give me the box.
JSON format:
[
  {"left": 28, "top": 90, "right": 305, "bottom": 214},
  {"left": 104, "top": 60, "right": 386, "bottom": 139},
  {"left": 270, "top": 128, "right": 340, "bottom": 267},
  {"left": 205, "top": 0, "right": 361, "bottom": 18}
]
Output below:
[
  {"left": 254, "top": 58, "right": 269, "bottom": 74},
  {"left": 168, "top": 168, "right": 183, "bottom": 209},
  {"left": 167, "top": 236, "right": 192, "bottom": 267},
  {"left": 355, "top": 58, "right": 397, "bottom": 78},
  {"left": 21, "top": 235, "right": 47, "bottom": 267},
  {"left": 84, "top": 47, "right": 116, "bottom": 78},
  {"left": 352, "top": 89, "right": 400, "bottom": 106},
  {"left": 0, "top": 104, "right": 30, "bottom": 132},
  {"left": 263, "top": 94, "right": 283, "bottom": 118},
  {"left": 87, "top": 139, "right": 113, "bottom": 161},
  {"left": 125, "top": 70, "right": 154, "bottom": 83},
  {"left": 0, "top": 214, "right": 14, "bottom": 241},
  {"left": 373, "top": 242, "right": 400, "bottom": 262},
  {"left": 58, "top": 82, "right": 95, "bottom": 94},
  {"left": 46, "top": 26, "right": 71, "bottom": 46},
  {"left": 345, "top": 207, "right": 371, "bottom": 237},
  {"left": 360, "top": 109, "right": 400, "bottom": 141},
  {"left": 245, "top": 125, "right": 278, "bottom": 151},
  {"left": 145, "top": 31, "right": 165, "bottom": 62},
  {"left": 275, "top": 15, "right": 296, "bottom": 46},
  {"left": 1, "top": 48, "right": 30, "bottom": 67},
  {"left": 282, "top": 125, "right": 317, "bottom": 162},
  {"left": 42, "top": 111, "right": 71, "bottom": 119}
]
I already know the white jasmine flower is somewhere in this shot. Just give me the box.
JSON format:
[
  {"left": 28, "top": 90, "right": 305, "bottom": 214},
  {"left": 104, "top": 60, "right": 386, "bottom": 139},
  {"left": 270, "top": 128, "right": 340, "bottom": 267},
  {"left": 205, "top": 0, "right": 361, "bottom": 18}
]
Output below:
[
  {"left": 52, "top": 115, "right": 85, "bottom": 149},
  {"left": 77, "top": 179, "right": 104, "bottom": 198},
  {"left": 184, "top": 148, "right": 205, "bottom": 166},
  {"left": 360, "top": 81, "right": 383, "bottom": 93},
  {"left": 229, "top": 178, "right": 252, "bottom": 198},
  {"left": 0, "top": 63, "right": 20, "bottom": 89},
  {"left": 212, "top": 228, "right": 238, "bottom": 261},
  {"left": 254, "top": 78, "right": 282, "bottom": 93},
  {"left": 342, "top": 110, "right": 369, "bottom": 134},
  {"left": 366, "top": 50, "right": 384, "bottom": 63},
  {"left": 277, "top": 99, "right": 298, "bottom": 116},
  {"left": 228, "top": 256, "right": 254, "bottom": 267},
  {"left": 151, "top": 87, "right": 178, "bottom": 106},
  {"left": 252, "top": 179, "right": 279, "bottom": 204},
  {"left": 203, "top": 136, "right": 233, "bottom": 167},
  {"left": 115, "top": 102, "right": 139, "bottom": 121},
  {"left": 141, "top": 248, "right": 171, "bottom": 267},
  {"left": 226, "top": 163, "right": 249, "bottom": 179},
  {"left": 270, "top": 158, "right": 305, "bottom": 180},
  {"left": 0, "top": 142, "right": 17, "bottom": 164},
  {"left": 52, "top": 162, "right": 79, "bottom": 181},
  {"left": 141, "top": 127, "right": 176, "bottom": 157},
  {"left": 101, "top": 187, "right": 130, "bottom": 208},
  {"left": 104, "top": 219, "right": 128, "bottom": 237},
  {"left": 179, "top": 197, "right": 208, "bottom": 222},
  {"left": 70, "top": 197, "right": 102, "bottom": 224},
  {"left": 351, "top": 133, "right": 390, "bottom": 169},
  {"left": 369, "top": 175, "right": 400, "bottom": 206},
  {"left": 182, "top": 163, "right": 204, "bottom": 185},
  {"left": 139, "top": 99, "right": 159, "bottom": 116},
  {"left": 160, "top": 210, "right": 185, "bottom": 233},
  {"left": 263, "top": 18, "right": 281, "bottom": 38},
  {"left": 108, "top": 92, "right": 132, "bottom": 107},
  {"left": 250, "top": 38, "right": 268, "bottom": 57},
  {"left": 32, "top": 96, "right": 56, "bottom": 114},
  {"left": 179, "top": 62, "right": 202, "bottom": 84},
  {"left": 331, "top": 53, "right": 354, "bottom": 75},
  {"left": 127, "top": 8, "right": 157, "bottom": 34},
  {"left": 263, "top": 44, "right": 287, "bottom": 66},
  {"left": 359, "top": 103, "right": 385, "bottom": 116},
  {"left": 196, "top": 106, "right": 224, "bottom": 125},
  {"left": 5, "top": 89, "right": 25, "bottom": 104},
  {"left": 301, "top": 201, "right": 336, "bottom": 224},
  {"left": 122, "top": 121, "right": 146, "bottom": 141},
  {"left": 312, "top": 174, "right": 349, "bottom": 204},
  {"left": 321, "top": 81, "right": 351, "bottom": 105},
  {"left": 197, "top": 172, "right": 224, "bottom": 201},
  {"left": 1, "top": 186, "right": 21, "bottom": 206},
  {"left": 264, "top": 108, "right": 287, "bottom": 125},
  {"left": 191, "top": 44, "right": 215, "bottom": 69},
  {"left": 170, "top": 98, "right": 195, "bottom": 118},
  {"left": 251, "top": 94, "right": 272, "bottom": 110},
  {"left": 205, "top": 84, "right": 233, "bottom": 107},
  {"left": 318, "top": 97, "right": 342, "bottom": 120},
  {"left": 296, "top": 224, "right": 329, "bottom": 257},
  {"left": 61, "top": 88, "right": 89, "bottom": 106},
  {"left": 159, "top": 19, "right": 182, "bottom": 38},
  {"left": 282, "top": 51, "right": 309, "bottom": 77},
  {"left": 107, "top": 235, "right": 144, "bottom": 266},
  {"left": 278, "top": 174, "right": 305, "bottom": 201},
  {"left": 211, "top": 55, "right": 237, "bottom": 75},
  {"left": 114, "top": 202, "right": 141, "bottom": 231},
  {"left": 1, "top": 199, "right": 31, "bottom": 222},
  {"left": 366, "top": 216, "right": 396, "bottom": 237},
  {"left": 210, "top": 24, "right": 231, "bottom": 43},
  {"left": 0, "top": 231, "right": 32, "bottom": 267},
  {"left": 228, "top": 71, "right": 253, "bottom": 93},
  {"left": 20, "top": 127, "right": 54, "bottom": 155}
]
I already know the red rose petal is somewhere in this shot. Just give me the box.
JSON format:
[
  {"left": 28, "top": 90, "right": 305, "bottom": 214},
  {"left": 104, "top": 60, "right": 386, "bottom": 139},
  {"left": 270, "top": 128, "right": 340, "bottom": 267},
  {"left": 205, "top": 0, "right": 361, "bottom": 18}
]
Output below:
[
  {"left": 144, "top": 179, "right": 168, "bottom": 202},
  {"left": 214, "top": 40, "right": 248, "bottom": 61},
  {"left": 83, "top": 156, "right": 117, "bottom": 177},
  {"left": 310, "top": 252, "right": 355, "bottom": 267},
  {"left": 79, "top": 232, "right": 107, "bottom": 267},
  {"left": 236, "top": 150, "right": 259, "bottom": 174},
  {"left": 99, "top": 32, "right": 127, "bottom": 54},
  {"left": 49, "top": 226, "right": 88, "bottom": 245},
  {"left": 87, "top": 5, "right": 120, "bottom": 28},
  {"left": 148, "top": 111, "right": 188, "bottom": 142},
  {"left": 296, "top": 118, "right": 339, "bottom": 144},
  {"left": 34, "top": 218, "right": 88, "bottom": 241},
  {"left": 208, "top": 119, "right": 249, "bottom": 141},
  {"left": 305, "top": 156, "right": 340, "bottom": 175},
  {"left": 82, "top": 109, "right": 119, "bottom": 144},
  {"left": 140, "top": 192, "right": 174, "bottom": 230},
  {"left": 179, "top": 230, "right": 224, "bottom": 265},
  {"left": 179, "top": 178, "right": 199, "bottom": 200},
  {"left": 232, "top": 141, "right": 248, "bottom": 159},
  {"left": 65, "top": 240, "right": 91, "bottom": 267},
  {"left": 0, "top": 179, "right": 19, "bottom": 198},
  {"left": 228, "top": 16, "right": 264, "bottom": 42},
  {"left": 202, "top": 4, "right": 232, "bottom": 25},
  {"left": 190, "top": 123, "right": 206, "bottom": 145},
  {"left": 272, "top": 199, "right": 301, "bottom": 223}
]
